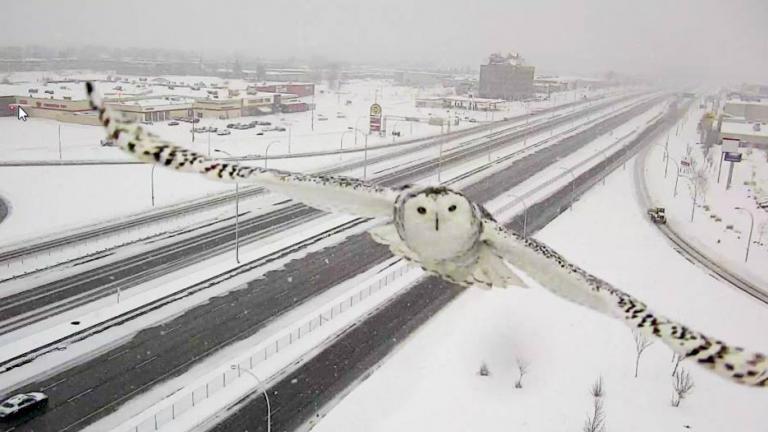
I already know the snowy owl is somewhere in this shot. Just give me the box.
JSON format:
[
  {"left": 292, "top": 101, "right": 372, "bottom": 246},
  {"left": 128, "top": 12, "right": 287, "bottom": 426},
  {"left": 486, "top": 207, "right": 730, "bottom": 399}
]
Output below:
[{"left": 86, "top": 82, "right": 768, "bottom": 387}]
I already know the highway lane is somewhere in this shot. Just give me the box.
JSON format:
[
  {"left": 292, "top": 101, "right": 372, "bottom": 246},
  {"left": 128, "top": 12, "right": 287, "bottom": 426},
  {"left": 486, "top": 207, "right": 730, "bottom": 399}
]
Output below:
[
  {"left": 0, "top": 93, "right": 647, "bottom": 333},
  {"left": 0, "top": 95, "right": 664, "bottom": 432},
  {"left": 209, "top": 98, "right": 684, "bottom": 432}
]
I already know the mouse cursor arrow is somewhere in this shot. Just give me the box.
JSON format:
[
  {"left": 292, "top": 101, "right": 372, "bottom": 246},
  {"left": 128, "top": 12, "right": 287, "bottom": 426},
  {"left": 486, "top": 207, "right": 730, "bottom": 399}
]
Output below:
[{"left": 17, "top": 106, "right": 28, "bottom": 121}]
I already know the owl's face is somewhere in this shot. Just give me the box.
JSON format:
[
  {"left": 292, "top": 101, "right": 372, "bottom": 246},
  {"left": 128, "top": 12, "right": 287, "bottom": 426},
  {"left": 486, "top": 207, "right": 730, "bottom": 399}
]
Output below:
[{"left": 397, "top": 187, "right": 481, "bottom": 261}]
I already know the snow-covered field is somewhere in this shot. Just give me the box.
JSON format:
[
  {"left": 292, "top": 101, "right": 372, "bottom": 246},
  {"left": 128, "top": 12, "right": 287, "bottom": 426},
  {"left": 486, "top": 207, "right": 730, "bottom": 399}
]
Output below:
[
  {"left": 313, "top": 158, "right": 768, "bottom": 432},
  {"left": 644, "top": 104, "right": 768, "bottom": 287}
]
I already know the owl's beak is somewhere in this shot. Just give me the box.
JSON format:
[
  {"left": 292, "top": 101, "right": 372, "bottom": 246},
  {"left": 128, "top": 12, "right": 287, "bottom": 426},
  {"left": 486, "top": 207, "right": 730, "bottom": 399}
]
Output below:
[{"left": 434, "top": 214, "right": 439, "bottom": 231}]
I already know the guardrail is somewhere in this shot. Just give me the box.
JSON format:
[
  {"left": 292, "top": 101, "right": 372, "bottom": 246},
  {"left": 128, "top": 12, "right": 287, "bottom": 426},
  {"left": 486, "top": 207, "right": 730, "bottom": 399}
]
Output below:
[{"left": 123, "top": 261, "right": 413, "bottom": 432}]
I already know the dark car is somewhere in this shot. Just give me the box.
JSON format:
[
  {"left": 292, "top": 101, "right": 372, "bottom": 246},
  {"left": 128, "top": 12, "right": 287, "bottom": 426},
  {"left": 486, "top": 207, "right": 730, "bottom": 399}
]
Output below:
[
  {"left": 0, "top": 393, "right": 48, "bottom": 419},
  {"left": 647, "top": 207, "right": 667, "bottom": 224},
  {"left": 168, "top": 121, "right": 180, "bottom": 126}
]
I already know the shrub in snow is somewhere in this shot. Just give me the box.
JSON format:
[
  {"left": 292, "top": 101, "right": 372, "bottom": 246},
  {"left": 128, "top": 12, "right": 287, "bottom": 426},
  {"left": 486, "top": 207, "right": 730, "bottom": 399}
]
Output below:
[
  {"left": 478, "top": 362, "right": 490, "bottom": 377},
  {"left": 633, "top": 330, "right": 654, "bottom": 378},
  {"left": 671, "top": 353, "right": 683, "bottom": 377},
  {"left": 583, "top": 376, "right": 606, "bottom": 432},
  {"left": 726, "top": 224, "right": 734, "bottom": 230},
  {"left": 671, "top": 368, "right": 695, "bottom": 407},
  {"left": 515, "top": 358, "right": 528, "bottom": 389},
  {"left": 591, "top": 376, "right": 604, "bottom": 398}
]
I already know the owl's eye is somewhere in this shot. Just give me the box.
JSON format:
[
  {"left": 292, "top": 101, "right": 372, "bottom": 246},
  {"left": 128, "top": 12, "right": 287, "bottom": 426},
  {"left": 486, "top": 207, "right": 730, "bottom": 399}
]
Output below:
[
  {"left": 448, "top": 204, "right": 457, "bottom": 212},
  {"left": 417, "top": 206, "right": 427, "bottom": 214}
]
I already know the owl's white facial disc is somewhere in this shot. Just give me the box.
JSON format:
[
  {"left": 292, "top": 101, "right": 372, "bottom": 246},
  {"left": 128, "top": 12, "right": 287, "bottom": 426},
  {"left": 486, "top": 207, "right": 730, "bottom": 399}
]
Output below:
[{"left": 399, "top": 188, "right": 480, "bottom": 261}]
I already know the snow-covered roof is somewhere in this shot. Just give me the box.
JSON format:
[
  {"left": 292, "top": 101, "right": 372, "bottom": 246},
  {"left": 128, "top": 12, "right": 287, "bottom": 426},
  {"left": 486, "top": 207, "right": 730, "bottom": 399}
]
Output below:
[{"left": 721, "top": 120, "right": 768, "bottom": 138}]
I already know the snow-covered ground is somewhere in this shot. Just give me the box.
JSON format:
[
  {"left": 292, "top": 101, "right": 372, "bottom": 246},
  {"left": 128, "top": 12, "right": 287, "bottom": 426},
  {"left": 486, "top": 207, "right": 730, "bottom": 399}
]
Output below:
[
  {"left": 644, "top": 104, "right": 768, "bottom": 287},
  {"left": 312, "top": 159, "right": 768, "bottom": 432}
]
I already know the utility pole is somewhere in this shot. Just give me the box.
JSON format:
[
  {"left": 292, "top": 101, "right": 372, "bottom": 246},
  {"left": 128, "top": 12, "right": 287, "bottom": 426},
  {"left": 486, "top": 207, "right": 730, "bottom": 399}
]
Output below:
[
  {"left": 58, "top": 124, "right": 62, "bottom": 160},
  {"left": 734, "top": 207, "right": 754, "bottom": 263},
  {"left": 235, "top": 182, "right": 240, "bottom": 264}
]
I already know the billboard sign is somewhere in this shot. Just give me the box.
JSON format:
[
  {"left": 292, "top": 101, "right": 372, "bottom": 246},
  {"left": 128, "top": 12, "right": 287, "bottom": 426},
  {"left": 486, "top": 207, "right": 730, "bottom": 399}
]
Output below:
[
  {"left": 724, "top": 152, "right": 742, "bottom": 162},
  {"left": 369, "top": 103, "right": 382, "bottom": 132}
]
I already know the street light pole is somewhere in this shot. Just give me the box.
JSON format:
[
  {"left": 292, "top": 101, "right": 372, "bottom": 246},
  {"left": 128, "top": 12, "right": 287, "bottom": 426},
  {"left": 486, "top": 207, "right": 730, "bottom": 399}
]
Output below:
[
  {"left": 150, "top": 164, "right": 156, "bottom": 207},
  {"left": 363, "top": 134, "right": 369, "bottom": 180},
  {"left": 339, "top": 130, "right": 355, "bottom": 161},
  {"left": 58, "top": 124, "right": 62, "bottom": 160},
  {"left": 557, "top": 166, "right": 576, "bottom": 210},
  {"left": 235, "top": 182, "right": 240, "bottom": 264},
  {"left": 664, "top": 155, "right": 681, "bottom": 198},
  {"left": 734, "top": 207, "right": 754, "bottom": 262},
  {"left": 232, "top": 365, "right": 270, "bottom": 432},
  {"left": 437, "top": 137, "right": 445, "bottom": 183},
  {"left": 506, "top": 193, "right": 529, "bottom": 238}
]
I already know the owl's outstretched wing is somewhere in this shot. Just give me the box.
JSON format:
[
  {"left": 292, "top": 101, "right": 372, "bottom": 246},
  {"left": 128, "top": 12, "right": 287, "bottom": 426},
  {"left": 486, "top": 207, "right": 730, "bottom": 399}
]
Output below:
[
  {"left": 482, "top": 218, "right": 768, "bottom": 387},
  {"left": 86, "top": 82, "right": 399, "bottom": 218}
]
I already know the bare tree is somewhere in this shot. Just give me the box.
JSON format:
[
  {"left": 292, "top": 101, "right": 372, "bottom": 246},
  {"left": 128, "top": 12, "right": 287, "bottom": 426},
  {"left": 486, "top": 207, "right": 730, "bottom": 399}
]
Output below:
[
  {"left": 671, "top": 368, "right": 695, "bottom": 407},
  {"left": 671, "top": 353, "right": 683, "bottom": 377},
  {"left": 591, "top": 375, "right": 604, "bottom": 398},
  {"left": 633, "top": 330, "right": 654, "bottom": 378},
  {"left": 515, "top": 358, "right": 528, "bottom": 389},
  {"left": 583, "top": 376, "right": 606, "bottom": 432}
]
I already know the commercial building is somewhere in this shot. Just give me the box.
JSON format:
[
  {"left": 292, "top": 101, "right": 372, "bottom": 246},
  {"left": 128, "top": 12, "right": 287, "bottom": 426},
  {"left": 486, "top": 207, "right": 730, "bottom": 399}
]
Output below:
[
  {"left": 251, "top": 83, "right": 315, "bottom": 97},
  {"left": 722, "top": 99, "right": 768, "bottom": 123},
  {"left": 415, "top": 95, "right": 503, "bottom": 111},
  {"left": 478, "top": 52, "right": 535, "bottom": 100},
  {"left": 720, "top": 119, "right": 768, "bottom": 148}
]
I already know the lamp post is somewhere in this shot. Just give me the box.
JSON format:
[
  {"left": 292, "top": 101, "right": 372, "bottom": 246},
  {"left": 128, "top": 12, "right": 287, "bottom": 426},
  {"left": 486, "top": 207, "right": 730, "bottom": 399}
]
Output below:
[
  {"left": 505, "top": 193, "right": 529, "bottom": 238},
  {"left": 437, "top": 136, "right": 445, "bottom": 183},
  {"left": 557, "top": 166, "right": 576, "bottom": 210},
  {"left": 734, "top": 207, "right": 754, "bottom": 263},
  {"left": 264, "top": 140, "right": 282, "bottom": 169},
  {"left": 231, "top": 365, "right": 271, "bottom": 432},
  {"left": 667, "top": 156, "right": 681, "bottom": 197},
  {"left": 150, "top": 164, "right": 156, "bottom": 207},
  {"left": 339, "top": 130, "right": 353, "bottom": 160},
  {"left": 679, "top": 176, "right": 698, "bottom": 222},
  {"left": 215, "top": 149, "right": 241, "bottom": 263},
  {"left": 362, "top": 134, "right": 369, "bottom": 180},
  {"left": 354, "top": 116, "right": 367, "bottom": 147}
]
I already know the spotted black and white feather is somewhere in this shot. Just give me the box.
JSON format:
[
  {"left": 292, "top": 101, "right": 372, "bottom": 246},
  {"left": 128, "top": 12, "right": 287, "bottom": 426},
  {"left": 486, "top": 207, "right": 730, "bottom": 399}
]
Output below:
[{"left": 87, "top": 82, "right": 768, "bottom": 388}]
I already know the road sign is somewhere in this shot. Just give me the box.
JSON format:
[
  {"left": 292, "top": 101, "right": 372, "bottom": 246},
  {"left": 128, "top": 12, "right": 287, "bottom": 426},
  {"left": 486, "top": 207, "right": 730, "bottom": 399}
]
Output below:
[
  {"left": 369, "top": 103, "right": 382, "bottom": 132},
  {"left": 724, "top": 152, "right": 742, "bottom": 162}
]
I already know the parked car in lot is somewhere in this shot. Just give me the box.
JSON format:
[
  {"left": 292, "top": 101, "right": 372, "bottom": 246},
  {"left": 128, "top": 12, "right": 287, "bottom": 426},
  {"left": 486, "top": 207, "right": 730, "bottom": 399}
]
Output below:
[
  {"left": 0, "top": 392, "right": 48, "bottom": 419},
  {"left": 216, "top": 129, "right": 231, "bottom": 136},
  {"left": 264, "top": 126, "right": 286, "bottom": 132},
  {"left": 100, "top": 139, "right": 115, "bottom": 147},
  {"left": 254, "top": 120, "right": 271, "bottom": 126},
  {"left": 317, "top": 114, "right": 328, "bottom": 121},
  {"left": 168, "top": 121, "right": 180, "bottom": 126},
  {"left": 140, "top": 120, "right": 153, "bottom": 125}
]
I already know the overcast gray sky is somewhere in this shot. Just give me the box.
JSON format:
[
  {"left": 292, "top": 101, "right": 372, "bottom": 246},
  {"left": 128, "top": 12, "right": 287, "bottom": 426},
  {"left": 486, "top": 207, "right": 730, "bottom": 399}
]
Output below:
[{"left": 5, "top": 0, "right": 767, "bottom": 82}]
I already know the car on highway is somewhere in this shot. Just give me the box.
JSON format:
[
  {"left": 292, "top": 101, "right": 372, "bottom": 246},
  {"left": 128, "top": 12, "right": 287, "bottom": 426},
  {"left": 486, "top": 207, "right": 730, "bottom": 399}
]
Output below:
[
  {"left": 0, "top": 392, "right": 48, "bottom": 419},
  {"left": 647, "top": 207, "right": 667, "bottom": 224}
]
